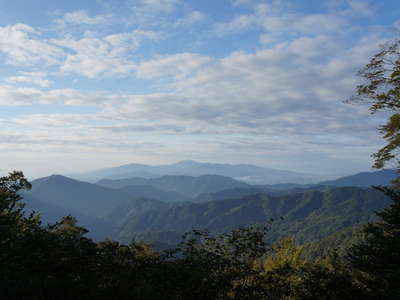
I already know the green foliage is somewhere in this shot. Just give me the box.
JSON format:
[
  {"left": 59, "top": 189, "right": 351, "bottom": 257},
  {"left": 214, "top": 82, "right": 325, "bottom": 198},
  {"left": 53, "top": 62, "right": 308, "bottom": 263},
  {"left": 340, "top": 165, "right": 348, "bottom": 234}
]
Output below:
[
  {"left": 262, "top": 238, "right": 306, "bottom": 271},
  {"left": 0, "top": 170, "right": 32, "bottom": 215},
  {"left": 116, "top": 187, "right": 390, "bottom": 246},
  {"left": 302, "top": 225, "right": 363, "bottom": 259},
  {"left": 349, "top": 39, "right": 400, "bottom": 169},
  {"left": 348, "top": 186, "right": 400, "bottom": 299},
  {"left": 0, "top": 172, "right": 99, "bottom": 298},
  {"left": 253, "top": 238, "right": 365, "bottom": 300},
  {"left": 343, "top": 40, "right": 400, "bottom": 299},
  {"left": 351, "top": 39, "right": 400, "bottom": 112}
]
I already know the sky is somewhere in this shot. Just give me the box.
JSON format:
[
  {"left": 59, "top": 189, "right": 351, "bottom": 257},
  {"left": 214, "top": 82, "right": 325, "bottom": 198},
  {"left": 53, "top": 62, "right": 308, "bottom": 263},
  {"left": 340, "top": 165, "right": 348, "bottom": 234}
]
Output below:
[{"left": 0, "top": 0, "right": 399, "bottom": 178}]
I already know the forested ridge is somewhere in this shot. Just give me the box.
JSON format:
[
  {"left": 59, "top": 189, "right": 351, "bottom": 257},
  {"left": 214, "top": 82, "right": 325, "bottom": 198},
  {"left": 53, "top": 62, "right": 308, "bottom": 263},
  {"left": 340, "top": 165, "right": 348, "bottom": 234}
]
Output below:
[{"left": 113, "top": 186, "right": 391, "bottom": 246}]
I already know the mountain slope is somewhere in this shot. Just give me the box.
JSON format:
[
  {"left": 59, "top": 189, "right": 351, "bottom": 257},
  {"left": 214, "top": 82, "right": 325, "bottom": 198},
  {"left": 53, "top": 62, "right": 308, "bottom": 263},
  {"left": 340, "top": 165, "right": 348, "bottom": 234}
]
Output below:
[
  {"left": 27, "top": 175, "right": 132, "bottom": 218},
  {"left": 193, "top": 187, "right": 268, "bottom": 203},
  {"left": 23, "top": 194, "right": 115, "bottom": 240},
  {"left": 104, "top": 197, "right": 170, "bottom": 240},
  {"left": 117, "top": 185, "right": 190, "bottom": 203},
  {"left": 318, "top": 169, "right": 397, "bottom": 187},
  {"left": 115, "top": 187, "right": 391, "bottom": 245}
]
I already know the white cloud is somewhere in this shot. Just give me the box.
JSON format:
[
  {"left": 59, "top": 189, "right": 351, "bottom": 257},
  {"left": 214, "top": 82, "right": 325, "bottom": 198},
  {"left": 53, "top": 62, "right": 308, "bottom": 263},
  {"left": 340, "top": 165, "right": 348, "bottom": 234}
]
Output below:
[
  {"left": 0, "top": 30, "right": 383, "bottom": 140},
  {"left": 120, "top": 0, "right": 184, "bottom": 26},
  {"left": 134, "top": 0, "right": 182, "bottom": 13},
  {"left": 54, "top": 10, "right": 111, "bottom": 25},
  {"left": 217, "top": 1, "right": 357, "bottom": 37},
  {"left": 0, "top": 33, "right": 382, "bottom": 138},
  {"left": 215, "top": 14, "right": 259, "bottom": 35},
  {"left": 0, "top": 23, "right": 160, "bottom": 78},
  {"left": 325, "top": 0, "right": 373, "bottom": 17},
  {"left": 5, "top": 72, "right": 52, "bottom": 88},
  {"left": 0, "top": 85, "right": 113, "bottom": 106},
  {"left": 346, "top": 0, "right": 373, "bottom": 16},
  {"left": 53, "top": 30, "right": 159, "bottom": 77},
  {"left": 0, "top": 85, "right": 44, "bottom": 105},
  {"left": 0, "top": 24, "right": 64, "bottom": 66},
  {"left": 134, "top": 53, "right": 211, "bottom": 80},
  {"left": 262, "top": 13, "right": 347, "bottom": 35},
  {"left": 120, "top": 35, "right": 381, "bottom": 138},
  {"left": 0, "top": 0, "right": 389, "bottom": 176},
  {"left": 175, "top": 11, "right": 205, "bottom": 26}
]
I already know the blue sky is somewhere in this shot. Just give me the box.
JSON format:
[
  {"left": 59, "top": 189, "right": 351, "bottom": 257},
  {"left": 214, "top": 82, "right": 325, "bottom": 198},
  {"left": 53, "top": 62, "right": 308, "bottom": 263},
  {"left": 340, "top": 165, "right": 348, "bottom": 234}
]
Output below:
[{"left": 0, "top": 0, "right": 399, "bottom": 178}]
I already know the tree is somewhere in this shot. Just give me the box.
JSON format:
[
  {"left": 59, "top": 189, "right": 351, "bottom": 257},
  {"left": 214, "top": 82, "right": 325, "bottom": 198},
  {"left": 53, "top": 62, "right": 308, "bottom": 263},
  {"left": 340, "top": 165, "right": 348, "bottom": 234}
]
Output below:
[
  {"left": 348, "top": 187, "right": 400, "bottom": 299},
  {"left": 0, "top": 172, "right": 100, "bottom": 299},
  {"left": 346, "top": 38, "right": 400, "bottom": 299},
  {"left": 0, "top": 171, "right": 38, "bottom": 273},
  {"left": 0, "top": 170, "right": 32, "bottom": 218},
  {"left": 348, "top": 38, "right": 400, "bottom": 169}
]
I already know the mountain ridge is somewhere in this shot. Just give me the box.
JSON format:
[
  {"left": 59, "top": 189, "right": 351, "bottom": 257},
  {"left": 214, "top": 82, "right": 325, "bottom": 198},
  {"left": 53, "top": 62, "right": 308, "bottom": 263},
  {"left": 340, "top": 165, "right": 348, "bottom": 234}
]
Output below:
[
  {"left": 69, "top": 160, "right": 323, "bottom": 184},
  {"left": 113, "top": 186, "right": 391, "bottom": 245},
  {"left": 96, "top": 174, "right": 251, "bottom": 198},
  {"left": 27, "top": 175, "right": 132, "bottom": 218},
  {"left": 317, "top": 169, "right": 397, "bottom": 187}
]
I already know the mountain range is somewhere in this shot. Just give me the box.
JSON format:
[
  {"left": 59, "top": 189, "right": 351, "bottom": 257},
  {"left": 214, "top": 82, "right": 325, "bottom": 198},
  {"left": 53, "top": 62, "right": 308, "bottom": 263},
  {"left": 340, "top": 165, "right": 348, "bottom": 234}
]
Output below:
[
  {"left": 96, "top": 174, "right": 251, "bottom": 198},
  {"left": 70, "top": 160, "right": 324, "bottom": 185},
  {"left": 28, "top": 175, "right": 131, "bottom": 218},
  {"left": 113, "top": 186, "right": 391, "bottom": 245},
  {"left": 21, "top": 168, "right": 397, "bottom": 246},
  {"left": 22, "top": 173, "right": 254, "bottom": 239}
]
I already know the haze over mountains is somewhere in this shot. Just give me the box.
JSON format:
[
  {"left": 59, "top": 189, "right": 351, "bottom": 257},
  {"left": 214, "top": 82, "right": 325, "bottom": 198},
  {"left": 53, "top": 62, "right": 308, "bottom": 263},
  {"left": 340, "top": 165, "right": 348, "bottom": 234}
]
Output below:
[
  {"left": 96, "top": 174, "right": 251, "bottom": 198},
  {"left": 70, "top": 160, "right": 324, "bottom": 185},
  {"left": 21, "top": 165, "right": 398, "bottom": 246},
  {"left": 29, "top": 175, "right": 130, "bottom": 218}
]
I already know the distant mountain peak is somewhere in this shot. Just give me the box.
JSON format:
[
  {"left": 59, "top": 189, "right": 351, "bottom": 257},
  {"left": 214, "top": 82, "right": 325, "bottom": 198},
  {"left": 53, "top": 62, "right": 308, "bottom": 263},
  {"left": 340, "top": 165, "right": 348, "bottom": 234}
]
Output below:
[
  {"left": 33, "top": 174, "right": 77, "bottom": 185},
  {"left": 173, "top": 160, "right": 201, "bottom": 166},
  {"left": 49, "top": 174, "right": 68, "bottom": 179}
]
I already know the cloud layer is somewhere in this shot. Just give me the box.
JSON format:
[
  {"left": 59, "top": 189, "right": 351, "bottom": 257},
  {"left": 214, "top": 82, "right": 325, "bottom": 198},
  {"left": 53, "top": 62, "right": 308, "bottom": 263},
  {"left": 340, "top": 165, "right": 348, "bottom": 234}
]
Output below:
[{"left": 0, "top": 0, "right": 396, "bottom": 177}]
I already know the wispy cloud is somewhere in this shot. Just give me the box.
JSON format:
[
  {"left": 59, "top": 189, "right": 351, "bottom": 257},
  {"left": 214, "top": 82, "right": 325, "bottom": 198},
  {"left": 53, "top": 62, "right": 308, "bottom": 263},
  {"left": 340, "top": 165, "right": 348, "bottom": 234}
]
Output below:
[
  {"left": 53, "top": 30, "right": 160, "bottom": 77},
  {"left": 4, "top": 72, "right": 52, "bottom": 88},
  {"left": 53, "top": 10, "right": 112, "bottom": 26},
  {"left": 0, "top": 32, "right": 383, "bottom": 138},
  {"left": 0, "top": 24, "right": 65, "bottom": 66},
  {"left": 175, "top": 11, "right": 205, "bottom": 26},
  {"left": 134, "top": 0, "right": 183, "bottom": 13},
  {"left": 134, "top": 53, "right": 211, "bottom": 80},
  {"left": 216, "top": 0, "right": 369, "bottom": 37}
]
